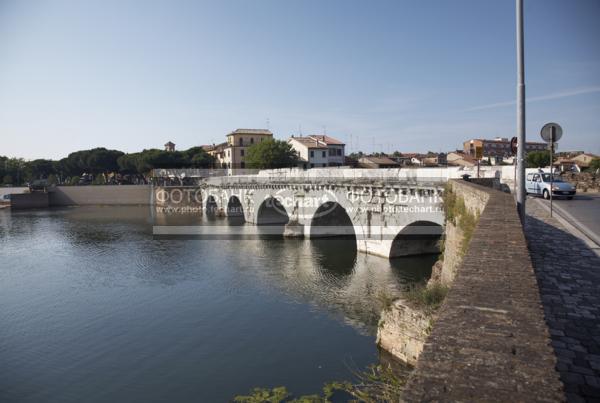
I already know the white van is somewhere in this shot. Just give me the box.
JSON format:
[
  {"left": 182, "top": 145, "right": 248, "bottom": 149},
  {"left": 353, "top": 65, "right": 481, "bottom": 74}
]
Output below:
[{"left": 526, "top": 171, "right": 576, "bottom": 200}]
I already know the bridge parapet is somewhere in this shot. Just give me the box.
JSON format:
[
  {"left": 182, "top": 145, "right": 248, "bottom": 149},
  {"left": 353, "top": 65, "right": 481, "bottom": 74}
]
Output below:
[{"left": 402, "top": 180, "right": 563, "bottom": 401}]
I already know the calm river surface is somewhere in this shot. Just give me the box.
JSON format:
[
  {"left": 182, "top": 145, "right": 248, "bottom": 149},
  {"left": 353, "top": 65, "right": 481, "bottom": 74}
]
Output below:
[{"left": 0, "top": 206, "right": 435, "bottom": 402}]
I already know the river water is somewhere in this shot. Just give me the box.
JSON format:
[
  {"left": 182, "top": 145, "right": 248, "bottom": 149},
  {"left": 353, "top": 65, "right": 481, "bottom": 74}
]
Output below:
[{"left": 0, "top": 206, "right": 436, "bottom": 402}]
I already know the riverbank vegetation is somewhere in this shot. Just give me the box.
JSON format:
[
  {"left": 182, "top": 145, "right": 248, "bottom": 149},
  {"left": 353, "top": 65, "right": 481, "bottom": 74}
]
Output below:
[
  {"left": 233, "top": 363, "right": 405, "bottom": 403},
  {"left": 404, "top": 282, "right": 448, "bottom": 314}
]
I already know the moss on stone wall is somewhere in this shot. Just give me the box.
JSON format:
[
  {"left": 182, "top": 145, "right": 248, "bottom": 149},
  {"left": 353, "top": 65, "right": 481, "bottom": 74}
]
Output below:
[{"left": 442, "top": 183, "right": 478, "bottom": 258}]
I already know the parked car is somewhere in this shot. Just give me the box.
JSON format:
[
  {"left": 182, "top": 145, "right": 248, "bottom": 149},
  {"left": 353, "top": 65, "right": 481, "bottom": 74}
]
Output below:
[{"left": 526, "top": 172, "right": 576, "bottom": 200}]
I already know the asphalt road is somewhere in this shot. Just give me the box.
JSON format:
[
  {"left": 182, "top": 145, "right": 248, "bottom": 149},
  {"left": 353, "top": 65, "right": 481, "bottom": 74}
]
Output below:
[{"left": 535, "top": 192, "right": 600, "bottom": 246}]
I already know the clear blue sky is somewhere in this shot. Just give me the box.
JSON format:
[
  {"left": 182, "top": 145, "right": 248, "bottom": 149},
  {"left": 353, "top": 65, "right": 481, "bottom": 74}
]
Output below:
[{"left": 1, "top": 0, "right": 599, "bottom": 159}]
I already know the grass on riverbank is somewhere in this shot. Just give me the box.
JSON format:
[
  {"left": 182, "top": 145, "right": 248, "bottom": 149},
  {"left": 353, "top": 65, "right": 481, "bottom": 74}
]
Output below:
[{"left": 404, "top": 282, "right": 449, "bottom": 314}]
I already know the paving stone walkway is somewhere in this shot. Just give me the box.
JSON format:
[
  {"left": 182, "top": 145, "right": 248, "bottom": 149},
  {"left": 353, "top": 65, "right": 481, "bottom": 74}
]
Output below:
[{"left": 525, "top": 199, "right": 600, "bottom": 402}]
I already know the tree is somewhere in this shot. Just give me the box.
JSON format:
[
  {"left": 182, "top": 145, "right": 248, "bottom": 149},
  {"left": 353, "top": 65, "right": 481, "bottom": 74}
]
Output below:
[
  {"left": 245, "top": 139, "right": 299, "bottom": 169},
  {"left": 589, "top": 158, "right": 600, "bottom": 172},
  {"left": 25, "top": 159, "right": 55, "bottom": 180},
  {"left": 526, "top": 151, "right": 550, "bottom": 168}
]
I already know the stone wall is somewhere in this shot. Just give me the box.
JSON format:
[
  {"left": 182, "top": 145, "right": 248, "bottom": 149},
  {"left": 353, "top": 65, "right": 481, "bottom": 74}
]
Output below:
[
  {"left": 377, "top": 179, "right": 489, "bottom": 365},
  {"left": 402, "top": 181, "right": 563, "bottom": 401},
  {"left": 561, "top": 171, "right": 600, "bottom": 193},
  {"left": 377, "top": 300, "right": 432, "bottom": 366},
  {"left": 10, "top": 192, "right": 49, "bottom": 209},
  {"left": 49, "top": 185, "right": 151, "bottom": 206},
  {"left": 433, "top": 180, "right": 490, "bottom": 285}
]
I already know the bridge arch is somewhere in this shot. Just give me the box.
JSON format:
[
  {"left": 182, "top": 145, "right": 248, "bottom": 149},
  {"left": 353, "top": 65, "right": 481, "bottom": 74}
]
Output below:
[
  {"left": 256, "top": 197, "right": 290, "bottom": 226},
  {"left": 205, "top": 195, "right": 218, "bottom": 218},
  {"left": 389, "top": 220, "right": 443, "bottom": 258},
  {"left": 309, "top": 201, "right": 356, "bottom": 238},
  {"left": 227, "top": 196, "right": 244, "bottom": 218}
]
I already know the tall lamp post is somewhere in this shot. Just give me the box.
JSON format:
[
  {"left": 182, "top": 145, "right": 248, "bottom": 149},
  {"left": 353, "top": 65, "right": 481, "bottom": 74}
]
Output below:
[{"left": 516, "top": 0, "right": 526, "bottom": 221}]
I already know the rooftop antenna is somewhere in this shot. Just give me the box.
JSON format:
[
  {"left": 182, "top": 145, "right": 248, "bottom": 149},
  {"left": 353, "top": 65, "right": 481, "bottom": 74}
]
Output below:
[
  {"left": 299, "top": 124, "right": 302, "bottom": 136},
  {"left": 266, "top": 118, "right": 270, "bottom": 130},
  {"left": 322, "top": 125, "right": 327, "bottom": 135}
]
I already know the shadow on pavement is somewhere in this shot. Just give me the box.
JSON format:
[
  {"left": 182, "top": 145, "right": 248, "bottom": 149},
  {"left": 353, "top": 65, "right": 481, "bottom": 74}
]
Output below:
[{"left": 525, "top": 215, "right": 600, "bottom": 402}]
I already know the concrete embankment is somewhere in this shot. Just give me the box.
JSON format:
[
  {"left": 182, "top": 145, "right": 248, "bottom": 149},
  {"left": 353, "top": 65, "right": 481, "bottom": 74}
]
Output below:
[
  {"left": 48, "top": 185, "right": 151, "bottom": 206},
  {"left": 10, "top": 192, "right": 50, "bottom": 209},
  {"left": 4, "top": 185, "right": 152, "bottom": 208},
  {"left": 378, "top": 179, "right": 563, "bottom": 401}
]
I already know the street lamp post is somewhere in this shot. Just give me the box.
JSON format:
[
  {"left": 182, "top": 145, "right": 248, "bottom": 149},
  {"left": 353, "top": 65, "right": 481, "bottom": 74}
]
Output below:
[{"left": 516, "top": 0, "right": 526, "bottom": 221}]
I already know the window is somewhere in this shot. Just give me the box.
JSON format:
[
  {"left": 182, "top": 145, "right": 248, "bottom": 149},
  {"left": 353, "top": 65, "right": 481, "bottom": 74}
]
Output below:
[
  {"left": 239, "top": 138, "right": 243, "bottom": 146},
  {"left": 240, "top": 162, "right": 245, "bottom": 169},
  {"left": 240, "top": 149, "right": 245, "bottom": 156},
  {"left": 310, "top": 163, "right": 314, "bottom": 168},
  {"left": 337, "top": 149, "right": 342, "bottom": 156},
  {"left": 250, "top": 138, "right": 254, "bottom": 144},
  {"left": 322, "top": 151, "right": 326, "bottom": 158},
  {"left": 303, "top": 164, "right": 307, "bottom": 170},
  {"left": 310, "top": 151, "right": 314, "bottom": 158}
]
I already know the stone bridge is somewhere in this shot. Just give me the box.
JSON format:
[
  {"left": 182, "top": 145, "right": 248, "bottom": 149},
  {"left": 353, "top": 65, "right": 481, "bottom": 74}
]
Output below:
[{"left": 157, "top": 168, "right": 449, "bottom": 258}]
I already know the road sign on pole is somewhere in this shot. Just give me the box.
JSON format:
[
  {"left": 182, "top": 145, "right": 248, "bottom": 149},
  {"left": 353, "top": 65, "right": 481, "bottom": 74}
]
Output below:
[
  {"left": 510, "top": 137, "right": 518, "bottom": 155},
  {"left": 541, "top": 122, "right": 563, "bottom": 143},
  {"left": 540, "top": 122, "right": 563, "bottom": 218},
  {"left": 516, "top": 0, "right": 526, "bottom": 222}
]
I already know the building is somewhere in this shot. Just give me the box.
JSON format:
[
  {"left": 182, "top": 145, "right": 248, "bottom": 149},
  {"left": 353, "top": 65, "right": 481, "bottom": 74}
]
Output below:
[
  {"left": 390, "top": 155, "right": 413, "bottom": 166},
  {"left": 421, "top": 153, "right": 447, "bottom": 167},
  {"left": 358, "top": 156, "right": 400, "bottom": 169},
  {"left": 400, "top": 153, "right": 425, "bottom": 166},
  {"left": 447, "top": 151, "right": 476, "bottom": 167},
  {"left": 463, "top": 137, "right": 546, "bottom": 163},
  {"left": 207, "top": 129, "right": 273, "bottom": 174},
  {"left": 164, "top": 141, "right": 175, "bottom": 152},
  {"left": 288, "top": 135, "right": 345, "bottom": 169},
  {"left": 571, "top": 153, "right": 598, "bottom": 169}
]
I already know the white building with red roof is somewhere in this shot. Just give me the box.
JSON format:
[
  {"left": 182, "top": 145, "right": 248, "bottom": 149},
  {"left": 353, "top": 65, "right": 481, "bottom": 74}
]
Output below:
[{"left": 288, "top": 135, "right": 345, "bottom": 169}]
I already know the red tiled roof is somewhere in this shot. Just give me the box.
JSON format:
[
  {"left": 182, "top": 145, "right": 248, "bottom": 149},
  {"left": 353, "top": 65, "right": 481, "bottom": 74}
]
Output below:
[
  {"left": 289, "top": 136, "right": 328, "bottom": 149},
  {"left": 308, "top": 135, "right": 345, "bottom": 145},
  {"left": 359, "top": 156, "right": 399, "bottom": 166}
]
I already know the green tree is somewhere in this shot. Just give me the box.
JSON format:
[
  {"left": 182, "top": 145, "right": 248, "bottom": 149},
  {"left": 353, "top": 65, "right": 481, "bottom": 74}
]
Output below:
[
  {"left": 245, "top": 139, "right": 299, "bottom": 169},
  {"left": 589, "top": 158, "right": 600, "bottom": 172},
  {"left": 2, "top": 175, "right": 12, "bottom": 185},
  {"left": 526, "top": 151, "right": 550, "bottom": 168},
  {"left": 25, "top": 159, "right": 56, "bottom": 180}
]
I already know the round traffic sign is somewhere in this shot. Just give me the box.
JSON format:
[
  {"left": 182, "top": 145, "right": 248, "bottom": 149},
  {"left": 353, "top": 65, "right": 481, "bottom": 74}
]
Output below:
[
  {"left": 541, "top": 122, "right": 563, "bottom": 143},
  {"left": 510, "top": 136, "right": 518, "bottom": 155}
]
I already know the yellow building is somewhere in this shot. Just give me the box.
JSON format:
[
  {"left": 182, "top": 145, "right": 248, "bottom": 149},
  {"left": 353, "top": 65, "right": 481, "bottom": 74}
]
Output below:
[{"left": 208, "top": 129, "right": 273, "bottom": 174}]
